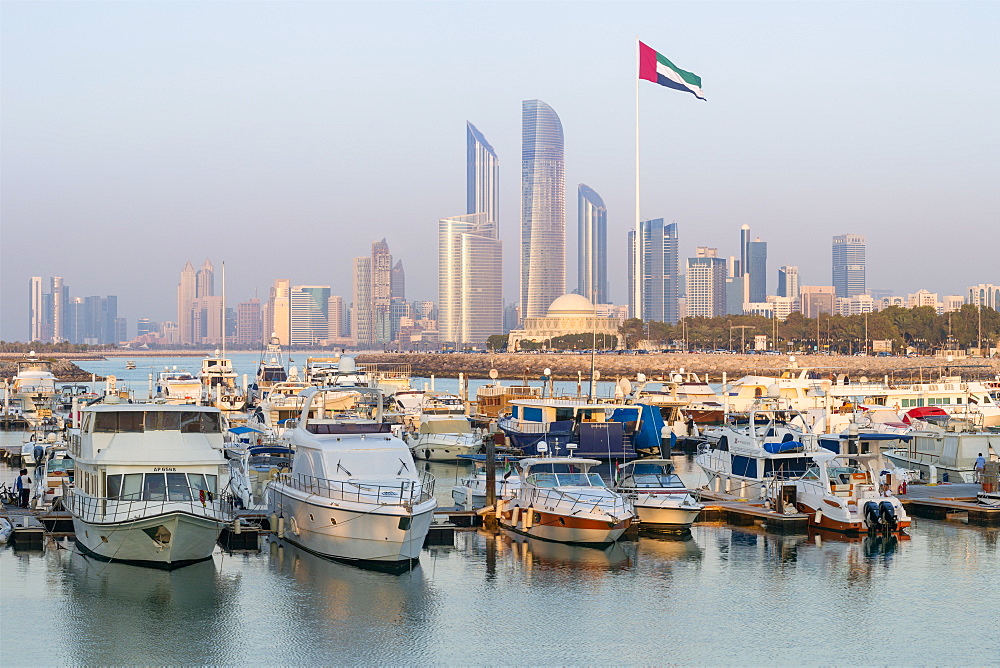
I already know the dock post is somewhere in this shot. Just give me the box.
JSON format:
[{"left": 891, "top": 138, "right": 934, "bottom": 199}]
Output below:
[{"left": 484, "top": 431, "right": 498, "bottom": 530}]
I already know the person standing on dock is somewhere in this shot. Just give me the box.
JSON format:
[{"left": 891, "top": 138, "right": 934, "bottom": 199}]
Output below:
[
  {"left": 974, "top": 453, "right": 987, "bottom": 483},
  {"left": 33, "top": 443, "right": 45, "bottom": 473},
  {"left": 16, "top": 469, "right": 31, "bottom": 508}
]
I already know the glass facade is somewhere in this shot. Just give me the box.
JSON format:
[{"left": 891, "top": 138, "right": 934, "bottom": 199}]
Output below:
[
  {"left": 521, "top": 99, "right": 565, "bottom": 321},
  {"left": 352, "top": 257, "right": 372, "bottom": 346},
  {"left": 628, "top": 219, "right": 679, "bottom": 324},
  {"left": 747, "top": 240, "right": 768, "bottom": 302},
  {"left": 290, "top": 286, "right": 330, "bottom": 346},
  {"left": 438, "top": 213, "right": 502, "bottom": 346},
  {"left": 577, "top": 184, "right": 608, "bottom": 305},
  {"left": 467, "top": 122, "right": 499, "bottom": 237},
  {"left": 777, "top": 265, "right": 799, "bottom": 298},
  {"left": 686, "top": 257, "right": 727, "bottom": 318},
  {"left": 832, "top": 234, "right": 866, "bottom": 298}
]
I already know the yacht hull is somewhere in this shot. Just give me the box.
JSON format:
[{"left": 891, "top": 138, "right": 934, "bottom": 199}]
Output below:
[
  {"left": 410, "top": 441, "right": 480, "bottom": 462},
  {"left": 268, "top": 486, "right": 435, "bottom": 563},
  {"left": 499, "top": 507, "right": 630, "bottom": 545},
  {"left": 71, "top": 512, "right": 223, "bottom": 569},
  {"left": 795, "top": 501, "right": 912, "bottom": 534},
  {"left": 632, "top": 502, "right": 702, "bottom": 529}
]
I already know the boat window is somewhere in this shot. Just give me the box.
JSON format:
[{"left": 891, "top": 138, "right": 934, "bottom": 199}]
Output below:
[
  {"left": 107, "top": 474, "right": 122, "bottom": 499},
  {"left": 632, "top": 474, "right": 684, "bottom": 488},
  {"left": 205, "top": 474, "right": 217, "bottom": 493},
  {"left": 632, "top": 463, "right": 672, "bottom": 475},
  {"left": 81, "top": 413, "right": 93, "bottom": 433},
  {"left": 528, "top": 473, "right": 559, "bottom": 488},
  {"left": 801, "top": 466, "right": 821, "bottom": 480},
  {"left": 121, "top": 473, "right": 143, "bottom": 500},
  {"left": 180, "top": 412, "right": 222, "bottom": 433},
  {"left": 142, "top": 473, "right": 167, "bottom": 501},
  {"left": 166, "top": 473, "right": 192, "bottom": 501},
  {"left": 187, "top": 474, "right": 208, "bottom": 492},
  {"left": 511, "top": 406, "right": 519, "bottom": 419},
  {"left": 145, "top": 411, "right": 181, "bottom": 431},
  {"left": 555, "top": 407, "right": 575, "bottom": 421},
  {"left": 93, "top": 412, "right": 144, "bottom": 433},
  {"left": 523, "top": 407, "right": 543, "bottom": 422},
  {"left": 47, "top": 458, "right": 73, "bottom": 474}
]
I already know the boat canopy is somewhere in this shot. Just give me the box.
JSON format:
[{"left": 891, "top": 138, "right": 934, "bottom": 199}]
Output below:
[{"left": 229, "top": 426, "right": 263, "bottom": 435}]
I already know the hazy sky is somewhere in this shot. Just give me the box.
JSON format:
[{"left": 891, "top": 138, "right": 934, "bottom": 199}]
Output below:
[{"left": 2, "top": 1, "right": 998, "bottom": 341}]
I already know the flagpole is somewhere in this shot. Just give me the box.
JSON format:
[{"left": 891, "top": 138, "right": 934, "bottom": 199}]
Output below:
[{"left": 634, "top": 36, "right": 642, "bottom": 324}]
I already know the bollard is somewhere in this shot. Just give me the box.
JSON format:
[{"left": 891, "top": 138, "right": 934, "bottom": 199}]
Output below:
[{"left": 928, "top": 465, "right": 938, "bottom": 486}]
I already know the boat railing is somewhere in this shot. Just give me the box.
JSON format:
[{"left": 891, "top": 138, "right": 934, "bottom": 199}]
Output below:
[
  {"left": 524, "top": 486, "right": 632, "bottom": 517},
  {"left": 278, "top": 470, "right": 435, "bottom": 506},
  {"left": 63, "top": 484, "right": 234, "bottom": 524},
  {"left": 497, "top": 416, "right": 574, "bottom": 434}
]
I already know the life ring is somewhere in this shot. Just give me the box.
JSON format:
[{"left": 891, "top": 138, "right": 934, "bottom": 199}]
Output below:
[{"left": 897, "top": 481, "right": 907, "bottom": 495}]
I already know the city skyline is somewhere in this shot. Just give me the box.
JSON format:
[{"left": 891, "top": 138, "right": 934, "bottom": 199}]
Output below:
[{"left": 2, "top": 2, "right": 998, "bottom": 340}]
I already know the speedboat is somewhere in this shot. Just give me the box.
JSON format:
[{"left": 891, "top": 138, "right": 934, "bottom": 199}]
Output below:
[
  {"left": 497, "top": 449, "right": 633, "bottom": 545},
  {"left": 407, "top": 417, "right": 482, "bottom": 461},
  {"left": 265, "top": 384, "right": 436, "bottom": 570},
  {"left": 613, "top": 458, "right": 703, "bottom": 530},
  {"left": 226, "top": 442, "right": 294, "bottom": 509},
  {"left": 63, "top": 403, "right": 233, "bottom": 569},
  {"left": 695, "top": 405, "right": 820, "bottom": 498},
  {"left": 451, "top": 455, "right": 521, "bottom": 509}
]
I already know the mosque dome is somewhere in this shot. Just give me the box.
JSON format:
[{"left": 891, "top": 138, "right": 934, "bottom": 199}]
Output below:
[{"left": 545, "top": 293, "right": 596, "bottom": 317}]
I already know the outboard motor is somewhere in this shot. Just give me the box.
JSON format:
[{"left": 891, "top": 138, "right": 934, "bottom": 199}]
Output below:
[
  {"left": 864, "top": 501, "right": 882, "bottom": 530},
  {"left": 879, "top": 501, "right": 898, "bottom": 531}
]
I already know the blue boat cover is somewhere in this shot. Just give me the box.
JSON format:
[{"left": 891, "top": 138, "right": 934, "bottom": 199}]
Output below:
[
  {"left": 632, "top": 404, "right": 664, "bottom": 453},
  {"left": 762, "top": 441, "right": 803, "bottom": 454},
  {"left": 229, "top": 426, "right": 263, "bottom": 434}
]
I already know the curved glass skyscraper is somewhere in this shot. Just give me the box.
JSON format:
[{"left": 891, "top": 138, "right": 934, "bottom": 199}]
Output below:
[
  {"left": 467, "top": 122, "right": 499, "bottom": 237},
  {"left": 577, "top": 184, "right": 608, "bottom": 305},
  {"left": 521, "top": 99, "right": 565, "bottom": 320}
]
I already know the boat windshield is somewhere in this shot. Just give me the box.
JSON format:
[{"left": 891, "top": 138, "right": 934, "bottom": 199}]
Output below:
[
  {"left": 46, "top": 458, "right": 74, "bottom": 474},
  {"left": 630, "top": 474, "right": 685, "bottom": 489},
  {"left": 828, "top": 465, "right": 865, "bottom": 484},
  {"left": 529, "top": 472, "right": 605, "bottom": 488},
  {"left": 802, "top": 466, "right": 821, "bottom": 480}
]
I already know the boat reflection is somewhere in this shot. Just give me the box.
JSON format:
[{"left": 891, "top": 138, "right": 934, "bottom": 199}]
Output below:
[
  {"left": 67, "top": 549, "right": 223, "bottom": 607},
  {"left": 635, "top": 531, "right": 704, "bottom": 564},
  {"left": 488, "top": 530, "right": 632, "bottom": 573}
]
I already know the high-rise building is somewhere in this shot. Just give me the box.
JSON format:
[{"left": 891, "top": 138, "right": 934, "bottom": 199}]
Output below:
[
  {"left": 577, "top": 184, "right": 608, "bottom": 305},
  {"left": 266, "top": 279, "right": 291, "bottom": 345},
  {"left": 50, "top": 276, "right": 66, "bottom": 343},
  {"left": 236, "top": 299, "right": 262, "bottom": 346},
  {"left": 371, "top": 239, "right": 394, "bottom": 345},
  {"left": 521, "top": 99, "right": 565, "bottom": 321},
  {"left": 28, "top": 276, "right": 43, "bottom": 342},
  {"left": 967, "top": 284, "right": 1000, "bottom": 310},
  {"left": 738, "top": 224, "right": 750, "bottom": 279},
  {"left": 391, "top": 260, "right": 406, "bottom": 301},
  {"left": 290, "top": 286, "right": 331, "bottom": 345},
  {"left": 467, "top": 121, "right": 499, "bottom": 236},
  {"left": 628, "top": 219, "right": 679, "bottom": 324},
  {"left": 686, "top": 256, "right": 727, "bottom": 318},
  {"left": 191, "top": 296, "right": 223, "bottom": 344},
  {"left": 352, "top": 257, "right": 373, "bottom": 346},
  {"left": 832, "top": 234, "right": 866, "bottom": 298},
  {"left": 327, "top": 295, "right": 348, "bottom": 342},
  {"left": 177, "top": 261, "right": 197, "bottom": 344},
  {"left": 196, "top": 259, "right": 215, "bottom": 298},
  {"left": 136, "top": 318, "right": 156, "bottom": 338},
  {"left": 113, "top": 317, "right": 127, "bottom": 344},
  {"left": 747, "top": 238, "right": 767, "bottom": 302},
  {"left": 777, "top": 266, "right": 799, "bottom": 298},
  {"left": 799, "top": 286, "right": 836, "bottom": 319},
  {"left": 439, "top": 212, "right": 503, "bottom": 346}
]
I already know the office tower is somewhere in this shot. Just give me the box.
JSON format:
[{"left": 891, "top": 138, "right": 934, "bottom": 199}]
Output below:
[
  {"left": 352, "top": 257, "right": 373, "bottom": 346},
  {"left": 577, "top": 184, "right": 608, "bottom": 305},
  {"left": 747, "top": 238, "right": 767, "bottom": 302},
  {"left": 686, "top": 256, "right": 727, "bottom": 318},
  {"left": 50, "top": 276, "right": 66, "bottom": 342},
  {"left": 439, "top": 212, "right": 503, "bottom": 345},
  {"left": 738, "top": 224, "right": 750, "bottom": 278},
  {"left": 196, "top": 259, "right": 215, "bottom": 298},
  {"left": 266, "top": 279, "right": 291, "bottom": 345},
  {"left": 391, "top": 260, "right": 406, "bottom": 301},
  {"left": 799, "top": 286, "right": 836, "bottom": 319},
  {"left": 967, "top": 284, "right": 999, "bottom": 310},
  {"left": 81, "top": 295, "right": 117, "bottom": 344},
  {"left": 191, "top": 296, "right": 223, "bottom": 344},
  {"left": 777, "top": 266, "right": 799, "bottom": 298},
  {"left": 290, "top": 286, "right": 331, "bottom": 346},
  {"left": 28, "top": 276, "right": 43, "bottom": 342},
  {"left": 177, "top": 262, "right": 197, "bottom": 344},
  {"left": 113, "top": 317, "right": 127, "bottom": 343},
  {"left": 725, "top": 257, "right": 743, "bottom": 315},
  {"left": 521, "top": 99, "right": 565, "bottom": 320},
  {"left": 137, "top": 318, "right": 155, "bottom": 338},
  {"left": 627, "top": 219, "right": 679, "bottom": 324},
  {"left": 327, "top": 296, "right": 347, "bottom": 341},
  {"left": 371, "top": 239, "right": 393, "bottom": 345},
  {"left": 832, "top": 234, "right": 866, "bottom": 298},
  {"left": 237, "top": 299, "right": 262, "bottom": 346},
  {"left": 66, "top": 298, "right": 85, "bottom": 344},
  {"left": 467, "top": 121, "right": 499, "bottom": 235}
]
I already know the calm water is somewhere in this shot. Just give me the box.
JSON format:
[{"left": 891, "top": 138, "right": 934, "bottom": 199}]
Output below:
[{"left": 3, "top": 359, "right": 999, "bottom": 664}]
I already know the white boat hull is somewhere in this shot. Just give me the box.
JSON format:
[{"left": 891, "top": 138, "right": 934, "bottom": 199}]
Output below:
[
  {"left": 72, "top": 512, "right": 223, "bottom": 569},
  {"left": 633, "top": 501, "right": 702, "bottom": 529},
  {"left": 268, "top": 486, "right": 435, "bottom": 564}
]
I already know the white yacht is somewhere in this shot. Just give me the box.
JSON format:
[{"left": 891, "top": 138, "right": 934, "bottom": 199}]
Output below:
[
  {"left": 613, "top": 459, "right": 703, "bottom": 530},
  {"left": 63, "top": 404, "right": 232, "bottom": 569},
  {"left": 265, "top": 385, "right": 436, "bottom": 569},
  {"left": 695, "top": 405, "right": 821, "bottom": 498},
  {"left": 8, "top": 353, "right": 59, "bottom": 425},
  {"left": 199, "top": 352, "right": 246, "bottom": 411},
  {"left": 31, "top": 439, "right": 74, "bottom": 511},
  {"left": 884, "top": 416, "right": 1000, "bottom": 483},
  {"left": 451, "top": 455, "right": 521, "bottom": 509},
  {"left": 407, "top": 417, "right": 482, "bottom": 461},
  {"left": 155, "top": 369, "right": 201, "bottom": 404},
  {"left": 496, "top": 450, "right": 634, "bottom": 545},
  {"left": 226, "top": 441, "right": 293, "bottom": 509}
]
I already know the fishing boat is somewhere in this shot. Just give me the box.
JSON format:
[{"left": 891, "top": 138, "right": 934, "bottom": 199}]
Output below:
[
  {"left": 265, "top": 383, "right": 436, "bottom": 570},
  {"left": 497, "top": 448, "right": 633, "bottom": 545},
  {"left": 63, "top": 403, "right": 233, "bottom": 569},
  {"left": 613, "top": 459, "right": 703, "bottom": 530}
]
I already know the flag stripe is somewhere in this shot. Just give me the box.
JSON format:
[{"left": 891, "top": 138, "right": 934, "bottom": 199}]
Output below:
[
  {"left": 655, "top": 52, "right": 701, "bottom": 88},
  {"left": 638, "top": 41, "right": 705, "bottom": 100}
]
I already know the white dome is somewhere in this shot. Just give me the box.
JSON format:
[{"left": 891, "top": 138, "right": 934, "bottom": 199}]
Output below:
[{"left": 546, "top": 293, "right": 596, "bottom": 317}]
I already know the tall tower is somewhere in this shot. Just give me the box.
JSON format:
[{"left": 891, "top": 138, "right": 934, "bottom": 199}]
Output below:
[
  {"left": 196, "top": 259, "right": 214, "bottom": 298},
  {"left": 628, "top": 219, "right": 679, "bottom": 324},
  {"left": 832, "top": 234, "right": 866, "bottom": 298},
  {"left": 747, "top": 238, "right": 768, "bottom": 302},
  {"left": 467, "top": 121, "right": 499, "bottom": 236},
  {"left": 267, "top": 279, "right": 291, "bottom": 345},
  {"left": 28, "top": 276, "right": 43, "bottom": 342},
  {"left": 290, "top": 286, "right": 331, "bottom": 346},
  {"left": 439, "top": 212, "right": 503, "bottom": 346},
  {"left": 50, "top": 277, "right": 66, "bottom": 343},
  {"left": 177, "top": 261, "right": 197, "bottom": 344},
  {"left": 686, "top": 255, "right": 727, "bottom": 318},
  {"left": 371, "top": 239, "right": 393, "bottom": 345},
  {"left": 352, "top": 257, "right": 373, "bottom": 346},
  {"left": 577, "top": 184, "right": 608, "bottom": 305},
  {"left": 521, "top": 99, "right": 565, "bottom": 321},
  {"left": 777, "top": 266, "right": 799, "bottom": 298}
]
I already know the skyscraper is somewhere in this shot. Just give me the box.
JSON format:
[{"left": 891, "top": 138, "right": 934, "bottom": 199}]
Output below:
[
  {"left": 521, "top": 99, "right": 565, "bottom": 321},
  {"left": 467, "top": 121, "right": 499, "bottom": 236},
  {"left": 28, "top": 276, "right": 43, "bottom": 342},
  {"left": 196, "top": 259, "right": 214, "bottom": 298},
  {"left": 352, "top": 257, "right": 373, "bottom": 346},
  {"left": 236, "top": 299, "right": 262, "bottom": 345},
  {"left": 577, "top": 184, "right": 608, "bottom": 305},
  {"left": 177, "top": 262, "right": 197, "bottom": 344},
  {"left": 327, "top": 296, "right": 348, "bottom": 342},
  {"left": 832, "top": 234, "right": 866, "bottom": 298},
  {"left": 371, "top": 239, "right": 393, "bottom": 345},
  {"left": 290, "top": 286, "right": 331, "bottom": 346},
  {"left": 439, "top": 212, "right": 503, "bottom": 346},
  {"left": 686, "top": 255, "right": 727, "bottom": 318},
  {"left": 628, "top": 219, "right": 679, "bottom": 324},
  {"left": 266, "top": 279, "right": 291, "bottom": 345},
  {"left": 747, "top": 238, "right": 768, "bottom": 302},
  {"left": 777, "top": 265, "right": 799, "bottom": 298},
  {"left": 50, "top": 276, "right": 66, "bottom": 343}
]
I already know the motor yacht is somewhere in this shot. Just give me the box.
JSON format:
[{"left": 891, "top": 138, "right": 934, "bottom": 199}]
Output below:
[
  {"left": 264, "top": 384, "right": 436, "bottom": 569},
  {"left": 155, "top": 369, "right": 201, "bottom": 404},
  {"left": 613, "top": 459, "right": 703, "bottom": 530},
  {"left": 8, "top": 353, "right": 58, "bottom": 426},
  {"left": 450, "top": 455, "right": 521, "bottom": 509},
  {"left": 407, "top": 417, "right": 482, "bottom": 461},
  {"left": 496, "top": 449, "right": 633, "bottom": 545},
  {"left": 250, "top": 336, "right": 289, "bottom": 405},
  {"left": 884, "top": 414, "right": 1000, "bottom": 483},
  {"left": 199, "top": 351, "right": 246, "bottom": 411},
  {"left": 63, "top": 403, "right": 233, "bottom": 569},
  {"left": 31, "top": 438, "right": 75, "bottom": 511},
  {"left": 226, "top": 441, "right": 293, "bottom": 509}
]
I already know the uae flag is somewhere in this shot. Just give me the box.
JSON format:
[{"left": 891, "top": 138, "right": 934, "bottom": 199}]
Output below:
[{"left": 639, "top": 41, "right": 705, "bottom": 100}]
